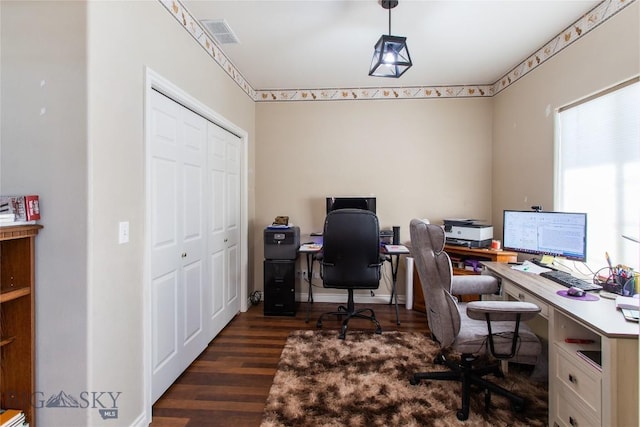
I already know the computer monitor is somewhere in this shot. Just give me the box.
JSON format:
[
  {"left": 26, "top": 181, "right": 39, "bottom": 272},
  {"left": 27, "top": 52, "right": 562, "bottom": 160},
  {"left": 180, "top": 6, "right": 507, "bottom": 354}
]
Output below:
[
  {"left": 326, "top": 196, "right": 376, "bottom": 214},
  {"left": 502, "top": 210, "right": 587, "bottom": 262}
]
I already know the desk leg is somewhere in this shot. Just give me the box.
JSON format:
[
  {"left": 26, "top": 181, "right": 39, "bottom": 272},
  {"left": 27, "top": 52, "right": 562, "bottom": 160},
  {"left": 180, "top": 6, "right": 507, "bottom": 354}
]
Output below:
[
  {"left": 388, "top": 255, "right": 400, "bottom": 325},
  {"left": 305, "top": 253, "right": 314, "bottom": 323}
]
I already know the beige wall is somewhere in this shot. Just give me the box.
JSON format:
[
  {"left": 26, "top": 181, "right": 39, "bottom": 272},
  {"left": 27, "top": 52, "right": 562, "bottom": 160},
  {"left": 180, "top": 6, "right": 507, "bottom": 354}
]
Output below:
[
  {"left": 2, "top": 1, "right": 256, "bottom": 426},
  {"left": 254, "top": 2, "right": 639, "bottom": 297},
  {"left": 256, "top": 98, "right": 494, "bottom": 298},
  {"left": 492, "top": 2, "right": 639, "bottom": 238},
  {"left": 86, "top": 1, "right": 255, "bottom": 425},
  {"left": 1, "top": 2, "right": 89, "bottom": 426},
  {"left": 1, "top": 0, "right": 636, "bottom": 425}
]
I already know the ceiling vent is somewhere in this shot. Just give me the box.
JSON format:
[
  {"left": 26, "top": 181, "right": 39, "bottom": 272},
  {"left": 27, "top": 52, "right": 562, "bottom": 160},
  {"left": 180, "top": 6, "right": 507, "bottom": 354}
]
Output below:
[{"left": 200, "top": 19, "right": 240, "bottom": 45}]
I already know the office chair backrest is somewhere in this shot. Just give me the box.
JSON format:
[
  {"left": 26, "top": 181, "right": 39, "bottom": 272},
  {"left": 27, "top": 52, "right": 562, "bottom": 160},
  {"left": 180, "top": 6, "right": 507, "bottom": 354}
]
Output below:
[
  {"left": 321, "top": 209, "right": 381, "bottom": 289},
  {"left": 409, "top": 219, "right": 461, "bottom": 348}
]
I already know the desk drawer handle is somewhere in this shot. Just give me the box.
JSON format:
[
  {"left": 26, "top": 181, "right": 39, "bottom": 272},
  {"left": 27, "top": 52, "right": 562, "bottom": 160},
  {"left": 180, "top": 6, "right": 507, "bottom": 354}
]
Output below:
[
  {"left": 569, "top": 416, "right": 578, "bottom": 426},
  {"left": 568, "top": 374, "right": 577, "bottom": 384}
]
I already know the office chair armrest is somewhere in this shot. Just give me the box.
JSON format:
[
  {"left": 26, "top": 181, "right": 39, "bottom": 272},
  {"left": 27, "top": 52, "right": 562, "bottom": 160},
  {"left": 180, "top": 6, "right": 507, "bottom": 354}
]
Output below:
[
  {"left": 466, "top": 301, "right": 540, "bottom": 359},
  {"left": 466, "top": 301, "right": 540, "bottom": 322},
  {"left": 451, "top": 275, "right": 499, "bottom": 296}
]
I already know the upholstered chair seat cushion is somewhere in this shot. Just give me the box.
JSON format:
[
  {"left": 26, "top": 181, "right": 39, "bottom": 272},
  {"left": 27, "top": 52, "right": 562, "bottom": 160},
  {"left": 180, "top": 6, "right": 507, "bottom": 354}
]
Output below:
[{"left": 455, "top": 302, "right": 542, "bottom": 364}]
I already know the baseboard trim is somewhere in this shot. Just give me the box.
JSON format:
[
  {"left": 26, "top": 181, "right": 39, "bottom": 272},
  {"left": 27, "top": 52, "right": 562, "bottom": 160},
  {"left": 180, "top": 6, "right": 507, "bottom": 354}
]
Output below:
[{"left": 296, "top": 292, "right": 406, "bottom": 306}]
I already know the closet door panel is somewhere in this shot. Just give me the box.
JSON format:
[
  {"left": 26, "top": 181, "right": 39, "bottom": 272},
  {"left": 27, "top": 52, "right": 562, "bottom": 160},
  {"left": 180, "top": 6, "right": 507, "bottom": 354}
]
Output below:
[
  {"left": 210, "top": 250, "right": 225, "bottom": 316},
  {"left": 150, "top": 90, "right": 208, "bottom": 402},
  {"left": 183, "top": 260, "right": 203, "bottom": 343},
  {"left": 150, "top": 89, "right": 243, "bottom": 402},
  {"left": 152, "top": 272, "right": 178, "bottom": 371}
]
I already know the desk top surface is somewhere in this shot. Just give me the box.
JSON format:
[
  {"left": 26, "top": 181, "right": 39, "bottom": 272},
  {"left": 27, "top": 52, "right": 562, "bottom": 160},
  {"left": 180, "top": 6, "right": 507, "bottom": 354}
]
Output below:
[
  {"left": 483, "top": 262, "right": 639, "bottom": 339},
  {"left": 298, "top": 243, "right": 410, "bottom": 254}
]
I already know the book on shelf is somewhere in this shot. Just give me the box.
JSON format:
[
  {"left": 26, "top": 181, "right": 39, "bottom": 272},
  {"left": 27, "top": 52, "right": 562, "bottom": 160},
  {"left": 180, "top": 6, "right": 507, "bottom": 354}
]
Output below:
[
  {"left": 0, "top": 408, "right": 25, "bottom": 427},
  {"left": 0, "top": 213, "right": 15, "bottom": 222},
  {"left": 0, "top": 195, "right": 40, "bottom": 226}
]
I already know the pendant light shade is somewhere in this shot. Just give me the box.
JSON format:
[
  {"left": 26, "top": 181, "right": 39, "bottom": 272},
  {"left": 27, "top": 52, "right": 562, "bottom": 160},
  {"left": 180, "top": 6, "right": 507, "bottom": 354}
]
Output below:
[
  {"left": 369, "top": 34, "right": 412, "bottom": 78},
  {"left": 368, "top": 0, "right": 412, "bottom": 78}
]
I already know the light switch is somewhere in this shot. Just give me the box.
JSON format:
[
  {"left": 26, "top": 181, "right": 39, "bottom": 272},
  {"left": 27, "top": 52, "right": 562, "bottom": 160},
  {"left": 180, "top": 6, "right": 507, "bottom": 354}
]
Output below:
[{"left": 118, "top": 221, "right": 130, "bottom": 244}]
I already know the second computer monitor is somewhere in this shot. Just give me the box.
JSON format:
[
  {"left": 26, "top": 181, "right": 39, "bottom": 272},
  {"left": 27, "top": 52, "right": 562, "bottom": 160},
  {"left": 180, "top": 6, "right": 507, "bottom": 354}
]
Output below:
[{"left": 326, "top": 196, "right": 376, "bottom": 215}]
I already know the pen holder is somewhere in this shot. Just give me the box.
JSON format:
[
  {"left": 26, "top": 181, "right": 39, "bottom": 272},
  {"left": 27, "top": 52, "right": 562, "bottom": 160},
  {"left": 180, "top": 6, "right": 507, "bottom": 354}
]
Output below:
[{"left": 594, "top": 267, "right": 636, "bottom": 296}]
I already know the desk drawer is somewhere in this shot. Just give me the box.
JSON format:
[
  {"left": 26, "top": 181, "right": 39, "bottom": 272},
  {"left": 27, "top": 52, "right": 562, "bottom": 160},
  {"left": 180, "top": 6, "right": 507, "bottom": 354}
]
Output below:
[
  {"left": 555, "top": 345, "right": 601, "bottom": 414},
  {"left": 554, "top": 381, "right": 600, "bottom": 427},
  {"left": 502, "top": 280, "right": 549, "bottom": 318}
]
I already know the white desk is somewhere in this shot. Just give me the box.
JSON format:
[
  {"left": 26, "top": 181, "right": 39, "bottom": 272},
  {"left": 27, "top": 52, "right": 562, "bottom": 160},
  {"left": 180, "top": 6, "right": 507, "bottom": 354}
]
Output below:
[
  {"left": 299, "top": 243, "right": 322, "bottom": 322},
  {"left": 483, "top": 262, "right": 638, "bottom": 427},
  {"left": 382, "top": 244, "right": 411, "bottom": 325}
]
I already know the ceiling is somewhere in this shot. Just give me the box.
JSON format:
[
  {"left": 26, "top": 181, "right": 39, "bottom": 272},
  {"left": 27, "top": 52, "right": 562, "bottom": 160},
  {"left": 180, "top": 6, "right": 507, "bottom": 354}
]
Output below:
[{"left": 182, "top": 0, "right": 601, "bottom": 91}]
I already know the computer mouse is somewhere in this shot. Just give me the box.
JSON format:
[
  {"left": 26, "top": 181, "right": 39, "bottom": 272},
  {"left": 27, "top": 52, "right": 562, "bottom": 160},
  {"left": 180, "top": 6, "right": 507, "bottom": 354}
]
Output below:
[{"left": 567, "top": 287, "right": 585, "bottom": 297}]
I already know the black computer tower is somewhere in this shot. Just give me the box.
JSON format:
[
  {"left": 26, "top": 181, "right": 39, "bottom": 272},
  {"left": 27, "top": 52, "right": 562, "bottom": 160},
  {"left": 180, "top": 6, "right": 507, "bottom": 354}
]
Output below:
[{"left": 263, "top": 260, "right": 296, "bottom": 316}]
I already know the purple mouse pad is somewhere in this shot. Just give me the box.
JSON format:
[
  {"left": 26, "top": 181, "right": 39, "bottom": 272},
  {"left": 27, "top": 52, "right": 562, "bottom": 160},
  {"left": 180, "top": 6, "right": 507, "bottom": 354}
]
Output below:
[{"left": 557, "top": 290, "right": 599, "bottom": 301}]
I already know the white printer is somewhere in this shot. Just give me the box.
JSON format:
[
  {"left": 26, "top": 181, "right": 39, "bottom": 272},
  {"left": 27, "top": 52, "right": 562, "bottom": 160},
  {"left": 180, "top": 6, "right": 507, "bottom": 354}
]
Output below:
[{"left": 443, "top": 219, "right": 493, "bottom": 248}]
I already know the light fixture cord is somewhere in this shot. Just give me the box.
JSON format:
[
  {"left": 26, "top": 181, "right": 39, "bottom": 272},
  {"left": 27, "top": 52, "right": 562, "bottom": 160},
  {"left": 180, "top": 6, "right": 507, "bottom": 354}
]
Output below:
[{"left": 388, "top": 5, "right": 391, "bottom": 35}]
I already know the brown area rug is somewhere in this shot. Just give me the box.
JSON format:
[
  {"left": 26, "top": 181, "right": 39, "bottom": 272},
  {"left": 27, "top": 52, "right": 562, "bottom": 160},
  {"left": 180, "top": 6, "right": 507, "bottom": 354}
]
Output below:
[{"left": 261, "top": 330, "right": 547, "bottom": 427}]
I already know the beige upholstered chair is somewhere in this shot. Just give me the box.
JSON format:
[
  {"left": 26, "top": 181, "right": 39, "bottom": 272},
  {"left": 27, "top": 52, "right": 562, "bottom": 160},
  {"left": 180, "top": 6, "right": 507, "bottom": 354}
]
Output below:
[{"left": 409, "top": 219, "right": 541, "bottom": 421}]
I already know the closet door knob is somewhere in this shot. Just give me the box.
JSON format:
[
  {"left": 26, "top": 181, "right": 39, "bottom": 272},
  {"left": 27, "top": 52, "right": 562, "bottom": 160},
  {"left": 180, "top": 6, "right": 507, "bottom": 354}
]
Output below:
[{"left": 181, "top": 252, "right": 187, "bottom": 258}]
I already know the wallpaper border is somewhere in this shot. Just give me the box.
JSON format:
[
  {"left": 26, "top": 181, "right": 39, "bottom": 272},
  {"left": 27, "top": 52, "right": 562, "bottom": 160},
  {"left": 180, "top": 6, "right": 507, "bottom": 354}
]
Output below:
[{"left": 159, "top": 0, "right": 635, "bottom": 102}]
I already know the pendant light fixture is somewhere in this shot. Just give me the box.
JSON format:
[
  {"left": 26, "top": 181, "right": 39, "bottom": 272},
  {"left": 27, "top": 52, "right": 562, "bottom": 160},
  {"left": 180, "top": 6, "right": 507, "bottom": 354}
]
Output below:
[{"left": 369, "top": 0, "right": 412, "bottom": 78}]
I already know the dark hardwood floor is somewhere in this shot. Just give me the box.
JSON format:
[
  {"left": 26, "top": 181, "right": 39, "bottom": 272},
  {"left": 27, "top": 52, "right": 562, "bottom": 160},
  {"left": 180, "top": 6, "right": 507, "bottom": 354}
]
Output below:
[{"left": 151, "top": 301, "right": 430, "bottom": 427}]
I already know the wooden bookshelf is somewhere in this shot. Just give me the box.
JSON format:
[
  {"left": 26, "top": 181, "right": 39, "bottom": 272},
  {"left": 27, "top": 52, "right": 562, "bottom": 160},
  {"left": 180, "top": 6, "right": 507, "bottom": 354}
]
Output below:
[{"left": 1, "top": 224, "right": 42, "bottom": 426}]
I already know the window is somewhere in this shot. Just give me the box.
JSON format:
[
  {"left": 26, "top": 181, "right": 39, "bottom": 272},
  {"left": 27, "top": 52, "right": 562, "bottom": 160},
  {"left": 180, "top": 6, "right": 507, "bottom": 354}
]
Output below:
[{"left": 555, "top": 79, "right": 639, "bottom": 270}]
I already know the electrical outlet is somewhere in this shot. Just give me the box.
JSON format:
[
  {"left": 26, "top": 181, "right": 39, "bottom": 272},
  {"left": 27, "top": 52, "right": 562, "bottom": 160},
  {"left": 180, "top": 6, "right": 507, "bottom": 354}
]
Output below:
[
  {"left": 313, "top": 272, "right": 320, "bottom": 279},
  {"left": 118, "top": 221, "right": 129, "bottom": 244}
]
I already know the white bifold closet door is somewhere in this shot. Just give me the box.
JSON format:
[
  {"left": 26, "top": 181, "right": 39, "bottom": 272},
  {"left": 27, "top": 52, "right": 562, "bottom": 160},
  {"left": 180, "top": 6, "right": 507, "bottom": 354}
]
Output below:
[
  {"left": 149, "top": 90, "right": 241, "bottom": 402},
  {"left": 207, "top": 122, "right": 241, "bottom": 339}
]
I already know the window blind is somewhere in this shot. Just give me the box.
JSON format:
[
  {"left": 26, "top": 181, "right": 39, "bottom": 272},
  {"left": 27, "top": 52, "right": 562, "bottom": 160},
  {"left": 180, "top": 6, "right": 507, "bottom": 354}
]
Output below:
[{"left": 556, "top": 79, "right": 639, "bottom": 269}]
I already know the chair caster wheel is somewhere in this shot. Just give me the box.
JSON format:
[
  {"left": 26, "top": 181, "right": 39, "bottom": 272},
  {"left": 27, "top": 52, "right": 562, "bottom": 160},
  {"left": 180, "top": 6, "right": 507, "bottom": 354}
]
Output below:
[
  {"left": 375, "top": 326, "right": 382, "bottom": 334},
  {"left": 316, "top": 320, "right": 322, "bottom": 328},
  {"left": 434, "top": 354, "right": 445, "bottom": 365},
  {"left": 511, "top": 401, "right": 525, "bottom": 412},
  {"left": 484, "top": 389, "right": 492, "bottom": 411},
  {"left": 338, "top": 325, "right": 348, "bottom": 339},
  {"left": 456, "top": 410, "right": 468, "bottom": 421},
  {"left": 409, "top": 376, "right": 420, "bottom": 386}
]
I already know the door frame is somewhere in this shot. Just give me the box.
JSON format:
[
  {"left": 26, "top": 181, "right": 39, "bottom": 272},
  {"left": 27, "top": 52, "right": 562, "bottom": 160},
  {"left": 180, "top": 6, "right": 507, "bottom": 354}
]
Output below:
[{"left": 142, "top": 67, "right": 249, "bottom": 423}]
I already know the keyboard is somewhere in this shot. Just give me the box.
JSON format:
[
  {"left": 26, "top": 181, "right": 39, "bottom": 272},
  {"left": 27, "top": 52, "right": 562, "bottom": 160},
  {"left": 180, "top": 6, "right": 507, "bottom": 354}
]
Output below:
[{"left": 540, "top": 270, "right": 603, "bottom": 292}]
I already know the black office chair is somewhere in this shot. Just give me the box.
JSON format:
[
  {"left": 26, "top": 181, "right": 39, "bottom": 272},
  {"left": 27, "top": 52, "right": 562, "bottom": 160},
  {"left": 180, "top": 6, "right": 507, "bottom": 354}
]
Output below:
[
  {"left": 316, "top": 209, "right": 384, "bottom": 339},
  {"left": 409, "top": 219, "right": 542, "bottom": 420}
]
